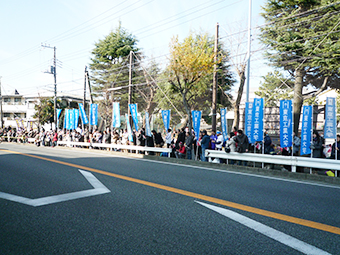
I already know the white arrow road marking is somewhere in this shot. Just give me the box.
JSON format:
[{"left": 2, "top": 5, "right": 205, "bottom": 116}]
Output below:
[
  {"left": 195, "top": 201, "right": 331, "bottom": 255},
  {"left": 0, "top": 170, "right": 110, "bottom": 207}
]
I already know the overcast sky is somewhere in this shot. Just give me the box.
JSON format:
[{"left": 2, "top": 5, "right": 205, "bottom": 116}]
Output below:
[{"left": 0, "top": 0, "right": 266, "bottom": 97}]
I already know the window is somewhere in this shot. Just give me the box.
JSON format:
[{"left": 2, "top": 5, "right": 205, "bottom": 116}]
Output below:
[
  {"left": 4, "top": 113, "right": 10, "bottom": 118},
  {"left": 3, "top": 98, "right": 10, "bottom": 103},
  {"left": 14, "top": 113, "right": 21, "bottom": 118},
  {"left": 14, "top": 98, "right": 21, "bottom": 102}
]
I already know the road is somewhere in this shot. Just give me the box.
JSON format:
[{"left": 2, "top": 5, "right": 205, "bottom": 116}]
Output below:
[{"left": 0, "top": 143, "right": 340, "bottom": 254}]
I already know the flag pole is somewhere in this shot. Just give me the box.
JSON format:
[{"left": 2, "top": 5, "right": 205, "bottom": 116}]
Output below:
[{"left": 310, "top": 105, "right": 313, "bottom": 174}]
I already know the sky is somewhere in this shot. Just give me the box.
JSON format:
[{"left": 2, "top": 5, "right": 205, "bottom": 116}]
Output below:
[{"left": 0, "top": 0, "right": 267, "bottom": 98}]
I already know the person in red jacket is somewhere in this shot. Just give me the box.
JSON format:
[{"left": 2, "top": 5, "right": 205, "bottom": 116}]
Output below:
[
  {"left": 52, "top": 131, "right": 58, "bottom": 147},
  {"left": 175, "top": 142, "right": 186, "bottom": 158}
]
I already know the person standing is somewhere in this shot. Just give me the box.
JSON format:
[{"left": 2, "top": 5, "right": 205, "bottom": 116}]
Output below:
[
  {"left": 331, "top": 134, "right": 340, "bottom": 159},
  {"left": 310, "top": 130, "right": 325, "bottom": 158},
  {"left": 234, "top": 129, "right": 249, "bottom": 166},
  {"left": 264, "top": 130, "right": 272, "bottom": 154},
  {"left": 214, "top": 131, "right": 224, "bottom": 151},
  {"left": 200, "top": 130, "right": 210, "bottom": 162},
  {"left": 165, "top": 128, "right": 172, "bottom": 148},
  {"left": 185, "top": 132, "right": 193, "bottom": 160},
  {"left": 210, "top": 130, "right": 217, "bottom": 150},
  {"left": 292, "top": 132, "right": 301, "bottom": 156}
]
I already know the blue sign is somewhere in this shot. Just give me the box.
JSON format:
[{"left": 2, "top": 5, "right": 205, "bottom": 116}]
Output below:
[
  {"left": 112, "top": 102, "right": 121, "bottom": 128},
  {"left": 161, "top": 110, "right": 171, "bottom": 131},
  {"left": 251, "top": 98, "right": 264, "bottom": 142},
  {"left": 300, "top": 105, "right": 313, "bottom": 156},
  {"left": 69, "top": 109, "right": 74, "bottom": 130},
  {"left": 280, "top": 100, "right": 293, "bottom": 148},
  {"left": 220, "top": 108, "right": 228, "bottom": 141},
  {"left": 192, "top": 110, "right": 202, "bottom": 139},
  {"left": 245, "top": 102, "right": 253, "bottom": 143},
  {"left": 78, "top": 103, "right": 89, "bottom": 125},
  {"left": 74, "top": 109, "right": 79, "bottom": 129},
  {"left": 129, "top": 104, "right": 138, "bottom": 131},
  {"left": 90, "top": 104, "right": 98, "bottom": 126},
  {"left": 145, "top": 111, "right": 152, "bottom": 137},
  {"left": 125, "top": 114, "right": 134, "bottom": 142},
  {"left": 324, "top": 97, "right": 336, "bottom": 139},
  {"left": 64, "top": 109, "right": 67, "bottom": 129}
]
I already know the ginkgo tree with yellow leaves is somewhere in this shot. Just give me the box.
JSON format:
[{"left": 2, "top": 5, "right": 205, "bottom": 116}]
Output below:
[{"left": 167, "top": 32, "right": 222, "bottom": 131}]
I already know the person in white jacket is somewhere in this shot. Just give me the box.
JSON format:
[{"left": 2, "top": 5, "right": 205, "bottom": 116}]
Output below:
[
  {"left": 215, "top": 131, "right": 224, "bottom": 151},
  {"left": 226, "top": 132, "right": 237, "bottom": 164}
]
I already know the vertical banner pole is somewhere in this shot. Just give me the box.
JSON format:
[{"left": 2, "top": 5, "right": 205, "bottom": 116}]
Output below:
[
  {"left": 310, "top": 105, "right": 314, "bottom": 174},
  {"left": 262, "top": 99, "right": 265, "bottom": 168},
  {"left": 291, "top": 102, "right": 294, "bottom": 157}
]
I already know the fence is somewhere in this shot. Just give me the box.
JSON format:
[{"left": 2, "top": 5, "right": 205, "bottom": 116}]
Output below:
[
  {"left": 57, "top": 141, "right": 172, "bottom": 157},
  {"left": 205, "top": 149, "right": 339, "bottom": 177}
]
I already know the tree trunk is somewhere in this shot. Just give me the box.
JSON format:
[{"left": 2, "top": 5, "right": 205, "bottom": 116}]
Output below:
[
  {"left": 233, "top": 64, "right": 246, "bottom": 129},
  {"left": 182, "top": 92, "right": 192, "bottom": 132},
  {"left": 293, "top": 68, "right": 305, "bottom": 135}
]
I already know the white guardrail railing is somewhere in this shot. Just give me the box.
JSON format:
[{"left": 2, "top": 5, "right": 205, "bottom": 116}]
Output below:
[
  {"left": 205, "top": 149, "right": 339, "bottom": 176},
  {"left": 57, "top": 141, "right": 172, "bottom": 157}
]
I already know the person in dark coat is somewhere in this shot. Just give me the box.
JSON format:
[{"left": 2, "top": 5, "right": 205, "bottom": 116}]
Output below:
[
  {"left": 311, "top": 130, "right": 325, "bottom": 158},
  {"left": 200, "top": 130, "right": 210, "bottom": 162},
  {"left": 234, "top": 129, "right": 249, "bottom": 166},
  {"left": 331, "top": 134, "right": 340, "bottom": 159}
]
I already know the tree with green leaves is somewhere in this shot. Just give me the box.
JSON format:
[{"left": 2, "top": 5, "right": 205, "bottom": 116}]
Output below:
[
  {"left": 255, "top": 71, "right": 294, "bottom": 107},
  {"left": 89, "top": 24, "right": 140, "bottom": 127},
  {"left": 260, "top": 0, "right": 340, "bottom": 133},
  {"left": 34, "top": 97, "right": 64, "bottom": 130}
]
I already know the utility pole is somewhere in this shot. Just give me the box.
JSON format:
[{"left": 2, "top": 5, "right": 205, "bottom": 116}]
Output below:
[
  {"left": 212, "top": 23, "right": 219, "bottom": 132},
  {"left": 83, "top": 66, "right": 87, "bottom": 131},
  {"left": 0, "top": 76, "right": 3, "bottom": 129},
  {"left": 85, "top": 67, "right": 93, "bottom": 132},
  {"left": 41, "top": 44, "right": 57, "bottom": 130},
  {"left": 128, "top": 51, "right": 133, "bottom": 125},
  {"left": 246, "top": 0, "right": 252, "bottom": 103}
]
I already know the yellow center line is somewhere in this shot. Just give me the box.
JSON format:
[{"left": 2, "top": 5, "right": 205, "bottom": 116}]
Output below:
[{"left": 2, "top": 149, "right": 340, "bottom": 235}]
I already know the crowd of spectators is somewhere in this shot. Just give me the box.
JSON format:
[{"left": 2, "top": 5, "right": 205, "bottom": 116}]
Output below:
[{"left": 1, "top": 125, "right": 340, "bottom": 173}]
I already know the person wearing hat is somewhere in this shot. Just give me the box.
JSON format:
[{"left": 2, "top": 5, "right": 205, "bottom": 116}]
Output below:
[
  {"left": 214, "top": 131, "right": 224, "bottom": 151},
  {"left": 175, "top": 141, "right": 186, "bottom": 158}
]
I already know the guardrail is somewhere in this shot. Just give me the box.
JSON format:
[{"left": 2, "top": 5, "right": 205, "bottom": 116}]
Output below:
[
  {"left": 205, "top": 149, "right": 339, "bottom": 176},
  {"left": 57, "top": 141, "right": 172, "bottom": 157}
]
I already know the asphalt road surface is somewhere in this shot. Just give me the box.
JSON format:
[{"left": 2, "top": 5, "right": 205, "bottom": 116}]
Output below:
[{"left": 1, "top": 143, "right": 340, "bottom": 254}]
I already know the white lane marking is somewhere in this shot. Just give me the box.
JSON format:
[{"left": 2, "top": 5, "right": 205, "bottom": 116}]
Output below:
[
  {"left": 0, "top": 170, "right": 110, "bottom": 207},
  {"left": 196, "top": 201, "right": 332, "bottom": 255}
]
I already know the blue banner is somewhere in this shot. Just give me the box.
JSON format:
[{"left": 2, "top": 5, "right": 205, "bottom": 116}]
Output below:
[
  {"left": 129, "top": 104, "right": 138, "bottom": 131},
  {"left": 90, "top": 104, "right": 98, "bottom": 126},
  {"left": 112, "top": 102, "right": 121, "bottom": 128},
  {"left": 125, "top": 114, "right": 134, "bottom": 142},
  {"left": 78, "top": 103, "right": 89, "bottom": 125},
  {"left": 161, "top": 110, "right": 171, "bottom": 131},
  {"left": 324, "top": 97, "right": 336, "bottom": 139},
  {"left": 56, "top": 108, "right": 62, "bottom": 129},
  {"left": 69, "top": 109, "right": 74, "bottom": 130},
  {"left": 145, "top": 111, "right": 152, "bottom": 137},
  {"left": 245, "top": 102, "right": 253, "bottom": 143},
  {"left": 65, "top": 109, "right": 70, "bottom": 130},
  {"left": 280, "top": 100, "right": 293, "bottom": 148},
  {"left": 192, "top": 110, "right": 202, "bottom": 139},
  {"left": 74, "top": 109, "right": 79, "bottom": 129},
  {"left": 220, "top": 108, "right": 228, "bottom": 141},
  {"left": 300, "top": 105, "right": 313, "bottom": 156},
  {"left": 251, "top": 98, "right": 264, "bottom": 142},
  {"left": 64, "top": 109, "right": 67, "bottom": 129}
]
